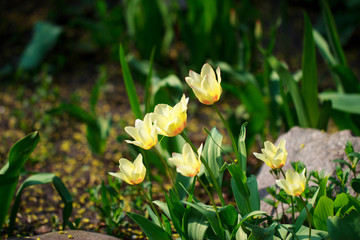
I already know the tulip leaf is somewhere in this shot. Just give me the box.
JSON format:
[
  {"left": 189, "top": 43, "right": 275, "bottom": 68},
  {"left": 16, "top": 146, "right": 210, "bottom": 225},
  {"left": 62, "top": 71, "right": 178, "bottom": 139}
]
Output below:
[
  {"left": 320, "top": 0, "right": 347, "bottom": 66},
  {"left": 186, "top": 208, "right": 209, "bottom": 240},
  {"left": 230, "top": 210, "right": 267, "bottom": 240},
  {"left": 165, "top": 191, "right": 186, "bottom": 238},
  {"left": 302, "top": 13, "right": 319, "bottom": 128},
  {"left": 238, "top": 122, "right": 248, "bottom": 171},
  {"left": 182, "top": 202, "right": 224, "bottom": 239},
  {"left": 313, "top": 196, "right": 334, "bottom": 231},
  {"left": 243, "top": 222, "right": 277, "bottom": 240},
  {"left": 203, "top": 127, "right": 223, "bottom": 188},
  {"left": 333, "top": 193, "right": 360, "bottom": 216},
  {"left": 18, "top": 21, "right": 62, "bottom": 71},
  {"left": 267, "top": 55, "right": 310, "bottom": 128},
  {"left": 247, "top": 175, "right": 260, "bottom": 211},
  {"left": 144, "top": 47, "right": 156, "bottom": 114},
  {"left": 313, "top": 29, "right": 337, "bottom": 66},
  {"left": 146, "top": 205, "right": 161, "bottom": 227},
  {"left": 153, "top": 200, "right": 171, "bottom": 219},
  {"left": 228, "top": 164, "right": 251, "bottom": 216},
  {"left": 292, "top": 225, "right": 329, "bottom": 240},
  {"left": 0, "top": 132, "right": 39, "bottom": 230},
  {"left": 8, "top": 173, "right": 73, "bottom": 234},
  {"left": 219, "top": 204, "right": 238, "bottom": 231},
  {"left": 319, "top": 92, "right": 360, "bottom": 114},
  {"left": 119, "top": 44, "right": 142, "bottom": 119},
  {"left": 127, "top": 212, "right": 172, "bottom": 240}
]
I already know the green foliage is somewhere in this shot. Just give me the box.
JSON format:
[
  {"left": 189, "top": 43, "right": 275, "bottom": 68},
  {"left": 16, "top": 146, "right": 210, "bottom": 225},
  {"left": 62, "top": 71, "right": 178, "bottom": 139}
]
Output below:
[
  {"left": 0, "top": 132, "right": 72, "bottom": 235},
  {"left": 18, "top": 21, "right": 62, "bottom": 71},
  {"left": 8, "top": 173, "right": 73, "bottom": 234},
  {"left": 0, "top": 132, "right": 40, "bottom": 230}
]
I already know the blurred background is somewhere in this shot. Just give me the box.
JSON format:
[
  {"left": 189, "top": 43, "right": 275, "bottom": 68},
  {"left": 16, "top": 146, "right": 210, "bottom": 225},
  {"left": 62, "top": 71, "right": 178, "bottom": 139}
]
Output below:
[{"left": 1, "top": 0, "right": 360, "bottom": 238}]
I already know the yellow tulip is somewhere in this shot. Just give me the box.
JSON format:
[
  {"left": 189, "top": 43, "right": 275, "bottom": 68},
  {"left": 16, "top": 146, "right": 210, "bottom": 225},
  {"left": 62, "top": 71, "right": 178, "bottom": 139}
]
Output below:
[
  {"left": 125, "top": 113, "right": 158, "bottom": 150},
  {"left": 109, "top": 154, "right": 146, "bottom": 185},
  {"left": 169, "top": 143, "right": 203, "bottom": 177},
  {"left": 253, "top": 139, "right": 288, "bottom": 169},
  {"left": 276, "top": 169, "right": 307, "bottom": 196},
  {"left": 150, "top": 94, "right": 188, "bottom": 137},
  {"left": 185, "top": 63, "right": 222, "bottom": 105}
]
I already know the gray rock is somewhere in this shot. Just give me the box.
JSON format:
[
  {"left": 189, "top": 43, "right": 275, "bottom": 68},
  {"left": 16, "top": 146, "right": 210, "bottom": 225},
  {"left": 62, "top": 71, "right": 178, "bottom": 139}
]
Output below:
[
  {"left": 256, "top": 127, "right": 360, "bottom": 216},
  {"left": 12, "top": 230, "right": 120, "bottom": 240}
]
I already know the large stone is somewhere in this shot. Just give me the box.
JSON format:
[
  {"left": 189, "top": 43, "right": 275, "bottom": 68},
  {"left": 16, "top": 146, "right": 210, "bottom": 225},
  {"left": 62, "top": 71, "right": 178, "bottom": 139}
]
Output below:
[
  {"left": 256, "top": 127, "right": 360, "bottom": 215},
  {"left": 12, "top": 230, "right": 120, "bottom": 240}
]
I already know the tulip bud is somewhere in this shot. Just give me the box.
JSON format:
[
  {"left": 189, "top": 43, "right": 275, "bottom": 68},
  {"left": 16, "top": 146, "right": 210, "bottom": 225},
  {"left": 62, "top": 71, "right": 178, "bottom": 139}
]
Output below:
[
  {"left": 185, "top": 63, "right": 222, "bottom": 105},
  {"left": 276, "top": 169, "right": 307, "bottom": 196},
  {"left": 109, "top": 154, "right": 146, "bottom": 185}
]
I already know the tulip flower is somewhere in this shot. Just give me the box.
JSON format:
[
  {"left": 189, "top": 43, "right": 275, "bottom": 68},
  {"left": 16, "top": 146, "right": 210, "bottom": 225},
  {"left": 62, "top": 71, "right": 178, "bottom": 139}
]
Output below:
[
  {"left": 125, "top": 113, "right": 158, "bottom": 150},
  {"left": 276, "top": 169, "right": 306, "bottom": 196},
  {"left": 169, "top": 143, "right": 203, "bottom": 177},
  {"left": 253, "top": 139, "right": 288, "bottom": 169},
  {"left": 185, "top": 63, "right": 222, "bottom": 105},
  {"left": 150, "top": 94, "right": 188, "bottom": 137},
  {"left": 109, "top": 154, "right": 146, "bottom": 185}
]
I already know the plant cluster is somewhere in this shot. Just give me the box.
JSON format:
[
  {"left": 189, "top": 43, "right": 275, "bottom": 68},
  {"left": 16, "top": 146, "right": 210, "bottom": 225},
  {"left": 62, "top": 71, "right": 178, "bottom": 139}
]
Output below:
[{"left": 109, "top": 62, "right": 360, "bottom": 240}]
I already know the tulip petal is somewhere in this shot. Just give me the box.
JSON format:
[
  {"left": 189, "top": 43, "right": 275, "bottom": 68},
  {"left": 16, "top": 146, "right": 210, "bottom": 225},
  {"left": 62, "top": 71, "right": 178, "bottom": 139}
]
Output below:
[{"left": 201, "top": 63, "right": 216, "bottom": 80}]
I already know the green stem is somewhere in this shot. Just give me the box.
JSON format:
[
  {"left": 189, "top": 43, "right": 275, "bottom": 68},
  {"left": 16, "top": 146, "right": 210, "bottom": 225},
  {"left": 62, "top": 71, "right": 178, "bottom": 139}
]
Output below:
[
  {"left": 213, "top": 104, "right": 240, "bottom": 166},
  {"left": 300, "top": 196, "right": 312, "bottom": 240},
  {"left": 196, "top": 175, "right": 224, "bottom": 236},
  {"left": 180, "top": 132, "right": 226, "bottom": 206},
  {"left": 153, "top": 147, "right": 179, "bottom": 197},
  {"left": 138, "top": 184, "right": 163, "bottom": 228}
]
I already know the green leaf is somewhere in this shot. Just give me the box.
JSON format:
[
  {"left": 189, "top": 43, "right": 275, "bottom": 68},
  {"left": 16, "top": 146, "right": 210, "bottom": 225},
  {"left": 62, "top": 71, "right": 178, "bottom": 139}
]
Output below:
[
  {"left": 0, "top": 132, "right": 39, "bottom": 230},
  {"left": 230, "top": 211, "right": 267, "bottom": 240},
  {"left": 320, "top": 0, "right": 347, "bottom": 66},
  {"left": 187, "top": 208, "right": 209, "bottom": 240},
  {"left": 334, "top": 193, "right": 360, "bottom": 216},
  {"left": 8, "top": 173, "right": 73, "bottom": 234},
  {"left": 317, "top": 175, "right": 329, "bottom": 201},
  {"left": 4, "top": 131, "right": 40, "bottom": 174},
  {"left": 247, "top": 175, "right": 260, "bottom": 211},
  {"left": 267, "top": 55, "right": 309, "bottom": 127},
  {"left": 182, "top": 202, "right": 224, "bottom": 239},
  {"left": 18, "top": 21, "right": 62, "bottom": 71},
  {"left": 119, "top": 44, "right": 142, "bottom": 119},
  {"left": 165, "top": 191, "right": 186, "bottom": 238},
  {"left": 203, "top": 127, "right": 223, "bottom": 188},
  {"left": 319, "top": 92, "right": 360, "bottom": 114},
  {"left": 313, "top": 196, "right": 334, "bottom": 231},
  {"left": 290, "top": 225, "right": 329, "bottom": 240},
  {"left": 219, "top": 204, "right": 238, "bottom": 231},
  {"left": 302, "top": 13, "right": 319, "bottom": 128},
  {"left": 331, "top": 65, "right": 360, "bottom": 93},
  {"left": 327, "top": 209, "right": 360, "bottom": 240},
  {"left": 144, "top": 47, "right": 156, "bottom": 114},
  {"left": 127, "top": 212, "right": 172, "bottom": 240},
  {"left": 243, "top": 222, "right": 277, "bottom": 240},
  {"left": 313, "top": 29, "right": 337, "bottom": 66},
  {"left": 146, "top": 205, "right": 161, "bottom": 227},
  {"left": 90, "top": 66, "right": 107, "bottom": 114},
  {"left": 228, "top": 164, "right": 251, "bottom": 215},
  {"left": 351, "top": 179, "right": 360, "bottom": 194},
  {"left": 238, "top": 122, "right": 248, "bottom": 171}
]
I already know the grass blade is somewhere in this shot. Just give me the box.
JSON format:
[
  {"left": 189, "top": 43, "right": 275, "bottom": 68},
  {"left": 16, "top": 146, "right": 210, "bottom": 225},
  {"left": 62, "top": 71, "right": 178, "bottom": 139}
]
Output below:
[
  {"left": 119, "top": 44, "right": 142, "bottom": 119},
  {"left": 320, "top": 0, "right": 347, "bottom": 66},
  {"left": 302, "top": 13, "right": 319, "bottom": 128},
  {"left": 145, "top": 47, "right": 156, "bottom": 114},
  {"left": 267, "top": 56, "right": 309, "bottom": 127}
]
